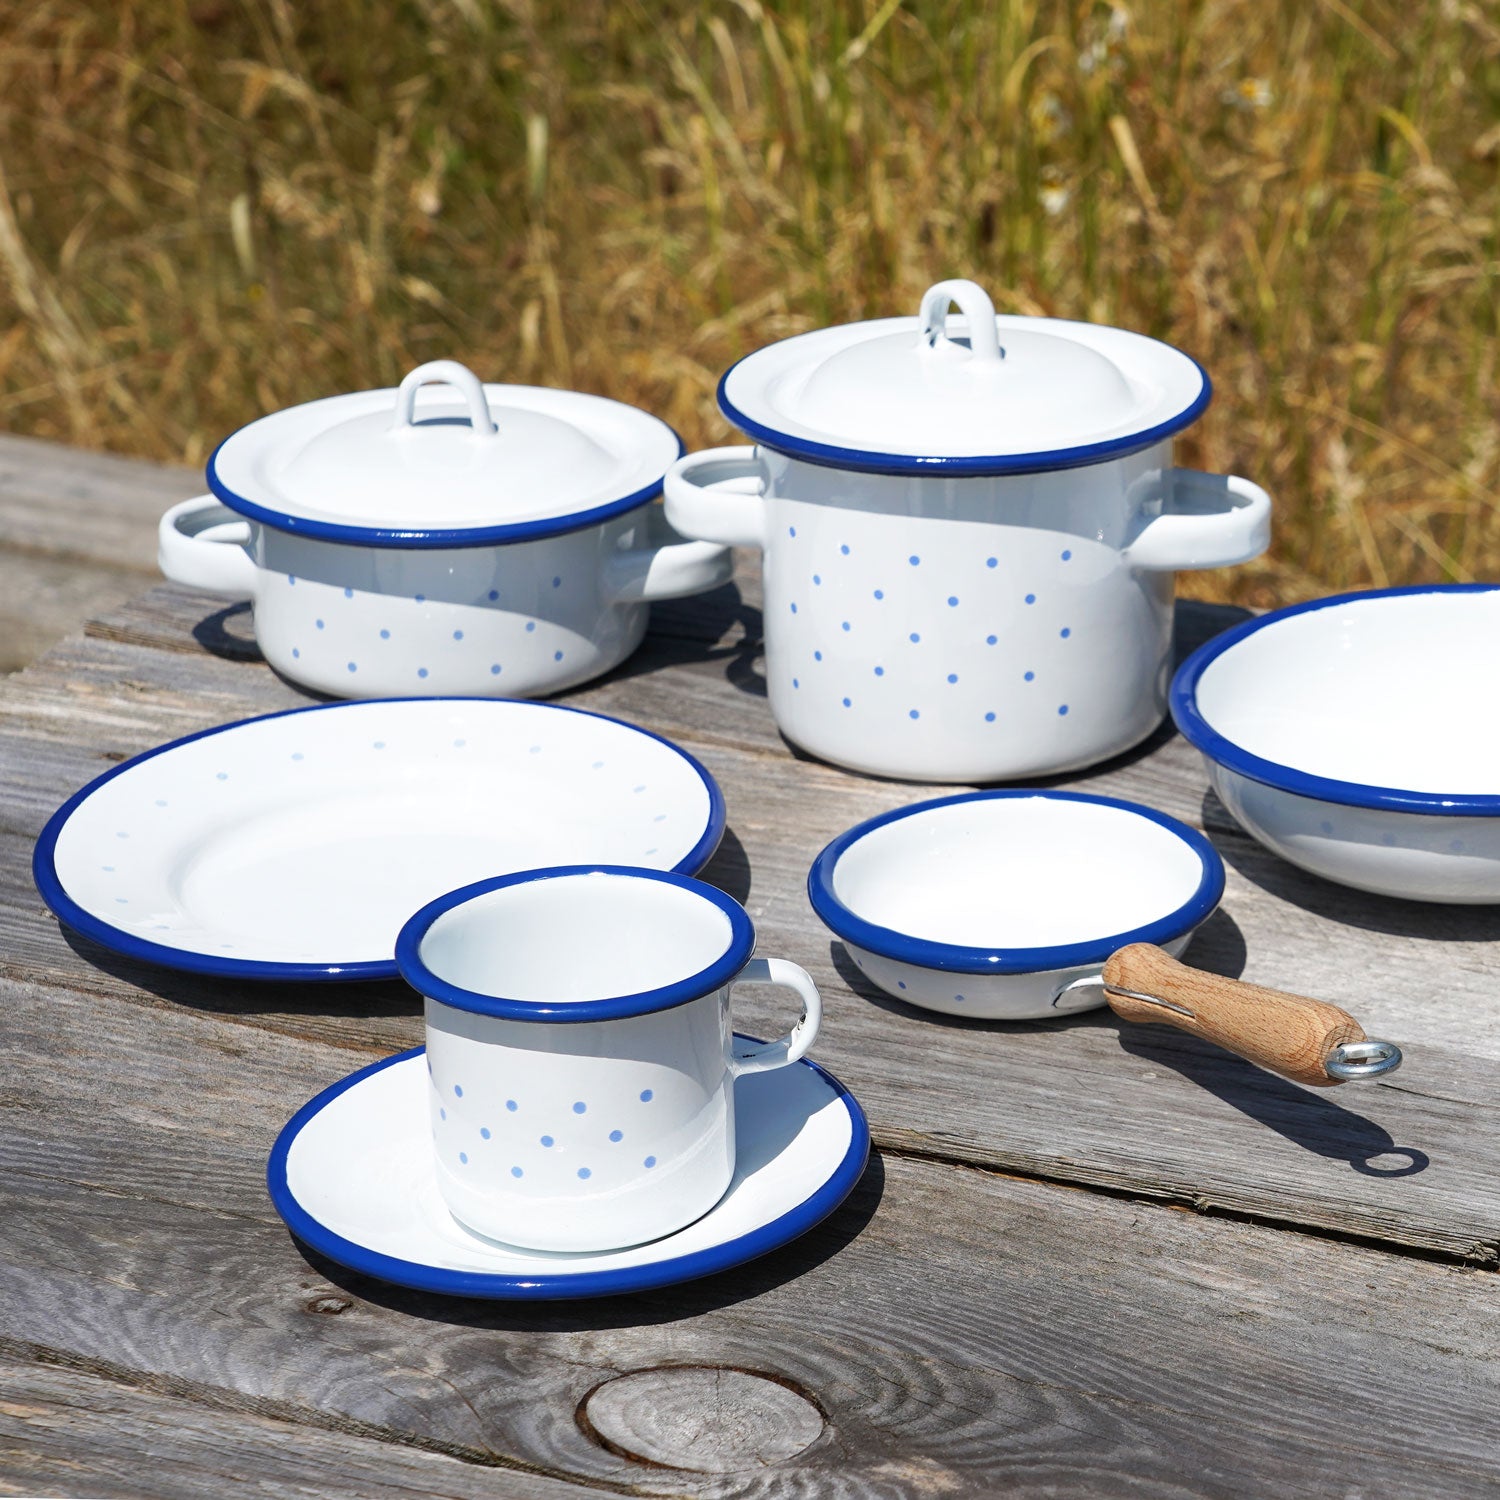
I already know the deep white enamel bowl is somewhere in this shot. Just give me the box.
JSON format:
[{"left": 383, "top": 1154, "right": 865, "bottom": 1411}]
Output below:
[
  {"left": 33, "top": 699, "right": 723, "bottom": 980},
  {"left": 808, "top": 790, "right": 1224, "bottom": 1019},
  {"left": 1172, "top": 585, "right": 1500, "bottom": 903}
]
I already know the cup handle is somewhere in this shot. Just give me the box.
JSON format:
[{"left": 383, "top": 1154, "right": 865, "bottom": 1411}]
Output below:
[
  {"left": 1123, "top": 467, "right": 1271, "bottom": 571},
  {"left": 662, "top": 445, "right": 769, "bottom": 550},
  {"left": 158, "top": 495, "right": 256, "bottom": 598},
  {"left": 729, "top": 958, "right": 822, "bottom": 1075}
]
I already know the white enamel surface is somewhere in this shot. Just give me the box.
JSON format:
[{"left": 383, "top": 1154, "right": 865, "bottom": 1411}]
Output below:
[
  {"left": 282, "top": 1051, "right": 854, "bottom": 1284},
  {"left": 846, "top": 931, "right": 1196, "bottom": 1020},
  {"left": 723, "top": 301, "right": 1205, "bottom": 459},
  {"left": 162, "top": 499, "right": 727, "bottom": 700},
  {"left": 425, "top": 992, "right": 734, "bottom": 1250},
  {"left": 1194, "top": 591, "right": 1500, "bottom": 794},
  {"left": 49, "top": 701, "right": 715, "bottom": 968},
  {"left": 751, "top": 446, "right": 1176, "bottom": 781},
  {"left": 832, "top": 797, "right": 1208, "bottom": 949},
  {"left": 214, "top": 380, "right": 680, "bottom": 530},
  {"left": 1208, "top": 762, "right": 1500, "bottom": 904},
  {"left": 419, "top": 872, "right": 734, "bottom": 1002}
]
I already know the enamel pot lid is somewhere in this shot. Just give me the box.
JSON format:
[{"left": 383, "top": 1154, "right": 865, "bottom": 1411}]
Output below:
[
  {"left": 718, "top": 279, "right": 1211, "bottom": 477},
  {"left": 207, "top": 360, "right": 683, "bottom": 548}
]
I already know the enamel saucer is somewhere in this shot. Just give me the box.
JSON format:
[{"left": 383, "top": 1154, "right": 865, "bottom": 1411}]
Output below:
[
  {"left": 266, "top": 1043, "right": 870, "bottom": 1299},
  {"left": 33, "top": 697, "right": 723, "bottom": 982}
]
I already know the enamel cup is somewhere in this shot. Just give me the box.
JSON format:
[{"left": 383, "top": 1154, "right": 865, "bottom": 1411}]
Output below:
[
  {"left": 395, "top": 866, "right": 823, "bottom": 1252},
  {"left": 664, "top": 279, "right": 1272, "bottom": 782}
]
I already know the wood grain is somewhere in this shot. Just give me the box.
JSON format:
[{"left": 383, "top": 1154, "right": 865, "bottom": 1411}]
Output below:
[
  {"left": 580, "top": 1368, "right": 826, "bottom": 1473},
  {"left": 1103, "top": 943, "right": 1367, "bottom": 1087},
  {"left": 3, "top": 582, "right": 1500, "bottom": 1266},
  {"left": 0, "top": 433, "right": 198, "bottom": 672}
]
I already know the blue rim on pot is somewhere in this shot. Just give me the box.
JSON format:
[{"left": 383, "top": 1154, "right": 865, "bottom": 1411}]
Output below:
[{"left": 807, "top": 789, "right": 1225, "bottom": 974}]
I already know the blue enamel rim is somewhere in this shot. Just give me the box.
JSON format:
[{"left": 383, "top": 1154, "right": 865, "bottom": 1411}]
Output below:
[
  {"left": 205, "top": 429, "right": 685, "bottom": 549},
  {"left": 397, "top": 865, "right": 755, "bottom": 1023},
  {"left": 807, "top": 789, "right": 1225, "bottom": 974},
  {"left": 265, "top": 1044, "right": 870, "bottom": 1300},
  {"left": 716, "top": 353, "right": 1211, "bottom": 477},
  {"left": 32, "top": 698, "right": 725, "bottom": 982},
  {"left": 1171, "top": 583, "right": 1500, "bottom": 817}
]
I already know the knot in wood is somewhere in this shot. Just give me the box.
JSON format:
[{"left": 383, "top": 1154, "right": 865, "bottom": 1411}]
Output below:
[{"left": 580, "top": 1365, "right": 824, "bottom": 1473}]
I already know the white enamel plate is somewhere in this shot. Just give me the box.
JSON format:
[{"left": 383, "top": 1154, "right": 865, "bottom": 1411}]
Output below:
[
  {"left": 35, "top": 699, "right": 724, "bottom": 980},
  {"left": 267, "top": 1045, "right": 869, "bottom": 1299}
]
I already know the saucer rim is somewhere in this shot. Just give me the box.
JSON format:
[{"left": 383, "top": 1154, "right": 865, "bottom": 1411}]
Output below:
[
  {"left": 266, "top": 1042, "right": 870, "bottom": 1300},
  {"left": 32, "top": 696, "right": 725, "bottom": 983}
]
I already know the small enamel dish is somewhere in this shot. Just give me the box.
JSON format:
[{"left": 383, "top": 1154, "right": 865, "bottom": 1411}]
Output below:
[
  {"left": 33, "top": 698, "right": 722, "bottom": 980},
  {"left": 1172, "top": 585, "right": 1500, "bottom": 903},
  {"left": 808, "top": 790, "right": 1401, "bottom": 1086},
  {"left": 809, "top": 790, "right": 1223, "bottom": 1020},
  {"left": 266, "top": 1045, "right": 869, "bottom": 1299}
]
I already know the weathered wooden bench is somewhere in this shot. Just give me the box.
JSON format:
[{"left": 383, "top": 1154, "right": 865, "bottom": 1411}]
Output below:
[{"left": 2, "top": 438, "right": 1498, "bottom": 1496}]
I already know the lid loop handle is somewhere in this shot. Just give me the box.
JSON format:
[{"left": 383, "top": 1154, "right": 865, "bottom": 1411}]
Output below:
[
  {"left": 917, "top": 279, "right": 1004, "bottom": 366},
  {"left": 392, "top": 360, "right": 498, "bottom": 438}
]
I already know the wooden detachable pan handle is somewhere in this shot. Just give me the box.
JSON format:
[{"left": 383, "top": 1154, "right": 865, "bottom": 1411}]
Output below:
[{"left": 1101, "top": 944, "right": 1402, "bottom": 1088}]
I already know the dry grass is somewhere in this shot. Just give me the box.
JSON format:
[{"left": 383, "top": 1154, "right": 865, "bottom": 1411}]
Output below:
[{"left": 0, "top": 0, "right": 1496, "bottom": 605}]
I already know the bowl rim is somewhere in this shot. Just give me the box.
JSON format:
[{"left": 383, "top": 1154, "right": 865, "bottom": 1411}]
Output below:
[
  {"left": 1170, "top": 583, "right": 1500, "bottom": 817},
  {"left": 806, "top": 789, "right": 1224, "bottom": 975}
]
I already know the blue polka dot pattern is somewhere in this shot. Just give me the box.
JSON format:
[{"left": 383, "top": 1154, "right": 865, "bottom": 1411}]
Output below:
[
  {"left": 909, "top": 709, "right": 920, "bottom": 720},
  {"left": 986, "top": 557, "right": 998, "bottom": 568},
  {"left": 346, "top": 661, "right": 357, "bottom": 673},
  {"left": 1060, "top": 627, "right": 1071, "bottom": 639},
  {"left": 814, "top": 650, "right": 822, "bottom": 661},
  {"left": 609, "top": 1129, "right": 623, "bottom": 1142},
  {"left": 439, "top": 1107, "right": 446, "bottom": 1120},
  {"left": 1025, "top": 594, "right": 1036, "bottom": 605},
  {"left": 291, "top": 647, "right": 300, "bottom": 658},
  {"left": 454, "top": 1085, "right": 463, "bottom": 1097},
  {"left": 986, "top": 635, "right": 997, "bottom": 646},
  {"left": 525, "top": 621, "right": 536, "bottom": 632},
  {"left": 315, "top": 618, "right": 325, "bottom": 630},
  {"left": 552, "top": 576, "right": 561, "bottom": 588},
  {"left": 985, "top": 711, "right": 996, "bottom": 722},
  {"left": 947, "top": 596, "right": 959, "bottom": 607},
  {"left": 813, "top": 574, "right": 822, "bottom": 585},
  {"left": 459, "top": 1151, "right": 468, "bottom": 1164},
  {"left": 506, "top": 1099, "right": 517, "bottom": 1111},
  {"left": 453, "top": 629, "right": 464, "bottom": 640},
  {"left": 1025, "top": 670, "right": 1035, "bottom": 681},
  {"left": 947, "top": 673, "right": 958, "bottom": 684},
  {"left": 842, "top": 697, "right": 852, "bottom": 707},
  {"left": 841, "top": 544, "right": 850, "bottom": 554},
  {"left": 644, "top": 1155, "right": 657, "bottom": 1168},
  {"left": 640, "top": 1089, "right": 653, "bottom": 1102},
  {"left": 793, "top": 678, "right": 800, "bottom": 688},
  {"left": 380, "top": 628, "right": 390, "bottom": 639},
  {"left": 572, "top": 1101, "right": 587, "bottom": 1114},
  {"left": 540, "top": 1134, "right": 554, "bottom": 1147},
  {"left": 1061, "top": 549, "right": 1072, "bottom": 560},
  {"left": 553, "top": 650, "right": 564, "bottom": 661},
  {"left": 874, "top": 666, "right": 885, "bottom": 676},
  {"left": 511, "top": 1165, "right": 523, "bottom": 1178},
  {"left": 1058, "top": 704, "right": 1069, "bottom": 715},
  {"left": 909, "top": 555, "right": 920, "bottom": 566},
  {"left": 480, "top": 1127, "right": 491, "bottom": 1139},
  {"left": 841, "top": 621, "right": 851, "bottom": 632},
  {"left": 874, "top": 589, "right": 884, "bottom": 600},
  {"left": 790, "top": 602, "right": 798, "bottom": 613},
  {"left": 343, "top": 587, "right": 354, "bottom": 598},
  {"left": 909, "top": 632, "right": 920, "bottom": 643},
  {"left": 491, "top": 664, "right": 502, "bottom": 675},
  {"left": 578, "top": 1167, "right": 591, "bottom": 1179},
  {"left": 418, "top": 667, "right": 429, "bottom": 679},
  {"left": 488, "top": 589, "right": 499, "bottom": 601}
]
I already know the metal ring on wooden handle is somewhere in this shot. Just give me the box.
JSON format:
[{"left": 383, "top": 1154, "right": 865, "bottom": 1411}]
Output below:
[{"left": 1100, "top": 944, "right": 1403, "bottom": 1088}]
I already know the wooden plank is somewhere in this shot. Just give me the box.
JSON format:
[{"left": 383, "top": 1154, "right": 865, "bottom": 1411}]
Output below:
[
  {"left": 0, "top": 433, "right": 200, "bottom": 673},
  {"left": 0, "top": 974, "right": 1496, "bottom": 1499},
  {"left": 2, "top": 584, "right": 1499, "bottom": 1265},
  {"left": 0, "top": 1355, "right": 598, "bottom": 1500}
]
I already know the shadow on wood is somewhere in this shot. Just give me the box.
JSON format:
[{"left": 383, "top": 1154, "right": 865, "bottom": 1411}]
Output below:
[
  {"left": 290, "top": 1149, "right": 887, "bottom": 1332},
  {"left": 1112, "top": 1024, "right": 1431, "bottom": 1177}
]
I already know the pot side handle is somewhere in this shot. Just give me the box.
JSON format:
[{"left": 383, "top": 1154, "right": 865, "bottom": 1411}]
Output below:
[
  {"left": 158, "top": 495, "right": 256, "bottom": 598},
  {"left": 1101, "top": 943, "right": 1402, "bottom": 1087},
  {"left": 602, "top": 504, "right": 735, "bottom": 603},
  {"left": 1123, "top": 468, "right": 1271, "bottom": 571},
  {"left": 662, "top": 445, "right": 769, "bottom": 551}
]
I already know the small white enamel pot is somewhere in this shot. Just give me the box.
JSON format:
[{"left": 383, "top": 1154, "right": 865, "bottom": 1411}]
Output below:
[
  {"left": 665, "top": 279, "right": 1272, "bottom": 782},
  {"left": 160, "top": 361, "right": 731, "bottom": 699},
  {"left": 395, "top": 865, "right": 822, "bottom": 1252},
  {"left": 1172, "top": 584, "right": 1500, "bottom": 903},
  {"left": 809, "top": 790, "right": 1401, "bottom": 1087}
]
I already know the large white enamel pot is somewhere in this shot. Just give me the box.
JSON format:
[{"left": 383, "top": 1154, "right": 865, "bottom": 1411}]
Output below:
[
  {"left": 664, "top": 280, "right": 1272, "bottom": 782},
  {"left": 160, "top": 361, "right": 731, "bottom": 700}
]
